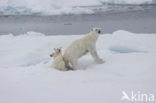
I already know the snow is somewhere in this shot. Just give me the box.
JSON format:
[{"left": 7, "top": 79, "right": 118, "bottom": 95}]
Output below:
[
  {"left": 0, "top": 0, "right": 155, "bottom": 15},
  {"left": 100, "top": 0, "right": 154, "bottom": 5},
  {"left": 0, "top": 30, "right": 156, "bottom": 103}
]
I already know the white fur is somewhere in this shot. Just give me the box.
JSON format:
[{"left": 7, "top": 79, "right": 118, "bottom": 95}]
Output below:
[
  {"left": 63, "top": 28, "right": 104, "bottom": 70},
  {"left": 51, "top": 48, "right": 68, "bottom": 71}
]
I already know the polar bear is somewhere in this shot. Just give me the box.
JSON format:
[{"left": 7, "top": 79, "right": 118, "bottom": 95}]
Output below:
[
  {"left": 63, "top": 27, "right": 104, "bottom": 70},
  {"left": 50, "top": 48, "right": 68, "bottom": 71}
]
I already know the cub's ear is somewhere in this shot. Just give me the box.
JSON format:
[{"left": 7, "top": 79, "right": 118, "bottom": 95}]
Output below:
[
  {"left": 54, "top": 48, "right": 57, "bottom": 52},
  {"left": 55, "top": 47, "right": 61, "bottom": 53},
  {"left": 58, "top": 48, "right": 62, "bottom": 53}
]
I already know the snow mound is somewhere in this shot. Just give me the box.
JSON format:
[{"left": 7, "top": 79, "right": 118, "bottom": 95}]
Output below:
[{"left": 109, "top": 46, "right": 143, "bottom": 53}]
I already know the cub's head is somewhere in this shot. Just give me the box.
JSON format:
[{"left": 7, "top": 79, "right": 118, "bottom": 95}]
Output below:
[
  {"left": 50, "top": 48, "right": 62, "bottom": 58},
  {"left": 91, "top": 27, "right": 101, "bottom": 34}
]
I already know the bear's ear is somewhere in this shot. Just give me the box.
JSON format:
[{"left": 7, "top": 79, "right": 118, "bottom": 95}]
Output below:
[
  {"left": 54, "top": 48, "right": 57, "bottom": 52},
  {"left": 58, "top": 49, "right": 61, "bottom": 52},
  {"left": 58, "top": 47, "right": 62, "bottom": 52}
]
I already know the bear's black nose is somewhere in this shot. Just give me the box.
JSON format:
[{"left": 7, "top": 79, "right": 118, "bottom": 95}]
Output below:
[
  {"left": 98, "top": 30, "right": 101, "bottom": 34},
  {"left": 50, "top": 54, "right": 53, "bottom": 57}
]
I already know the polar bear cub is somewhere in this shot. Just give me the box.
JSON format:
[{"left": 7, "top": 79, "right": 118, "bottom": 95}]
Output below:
[
  {"left": 50, "top": 48, "right": 68, "bottom": 71},
  {"left": 63, "top": 27, "right": 104, "bottom": 70}
]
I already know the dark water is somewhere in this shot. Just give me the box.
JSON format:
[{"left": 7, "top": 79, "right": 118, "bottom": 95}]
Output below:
[{"left": 0, "top": 8, "right": 156, "bottom": 35}]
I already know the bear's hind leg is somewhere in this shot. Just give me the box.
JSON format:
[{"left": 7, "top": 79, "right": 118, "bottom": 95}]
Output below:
[{"left": 70, "top": 59, "right": 78, "bottom": 70}]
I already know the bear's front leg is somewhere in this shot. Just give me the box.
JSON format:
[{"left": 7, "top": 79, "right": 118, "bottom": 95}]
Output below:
[
  {"left": 96, "top": 58, "right": 104, "bottom": 64},
  {"left": 89, "top": 46, "right": 104, "bottom": 64}
]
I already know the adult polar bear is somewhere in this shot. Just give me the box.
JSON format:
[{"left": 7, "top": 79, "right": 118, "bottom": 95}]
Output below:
[{"left": 63, "top": 27, "right": 104, "bottom": 70}]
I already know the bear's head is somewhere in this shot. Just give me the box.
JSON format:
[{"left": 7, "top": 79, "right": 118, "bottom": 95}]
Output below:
[
  {"left": 91, "top": 27, "right": 101, "bottom": 34},
  {"left": 50, "top": 48, "right": 62, "bottom": 58}
]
